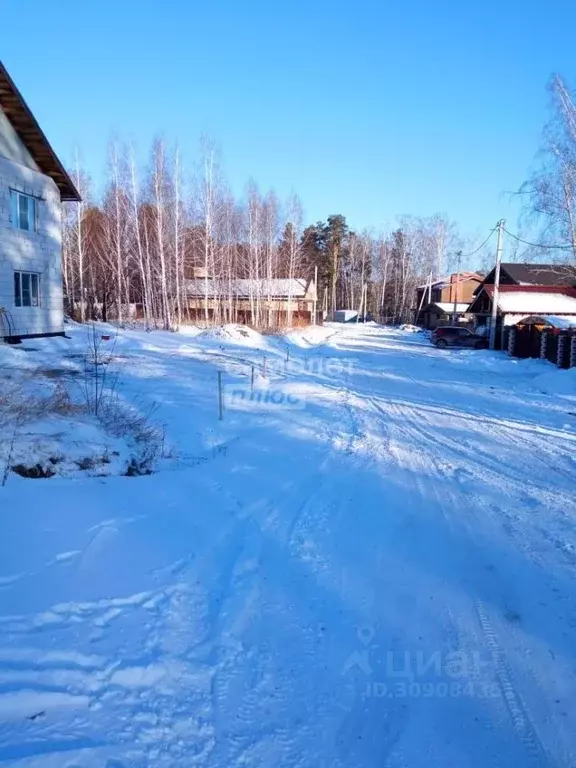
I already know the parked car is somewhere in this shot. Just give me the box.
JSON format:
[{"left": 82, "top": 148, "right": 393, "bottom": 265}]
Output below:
[{"left": 431, "top": 326, "right": 488, "bottom": 349}]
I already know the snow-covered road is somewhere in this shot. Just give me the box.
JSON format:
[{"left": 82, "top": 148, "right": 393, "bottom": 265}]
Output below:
[{"left": 1, "top": 323, "right": 576, "bottom": 767}]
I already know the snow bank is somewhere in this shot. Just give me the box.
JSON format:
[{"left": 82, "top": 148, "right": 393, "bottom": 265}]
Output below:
[
  {"left": 177, "top": 324, "right": 203, "bottom": 338},
  {"left": 0, "top": 330, "right": 165, "bottom": 480},
  {"left": 532, "top": 367, "right": 576, "bottom": 398},
  {"left": 284, "top": 326, "right": 336, "bottom": 348},
  {"left": 9, "top": 416, "right": 131, "bottom": 478},
  {"left": 197, "top": 324, "right": 267, "bottom": 347},
  {"left": 400, "top": 323, "right": 421, "bottom": 333}
]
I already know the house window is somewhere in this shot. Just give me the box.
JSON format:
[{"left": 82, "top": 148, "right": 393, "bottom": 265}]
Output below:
[
  {"left": 14, "top": 271, "right": 40, "bottom": 308},
  {"left": 10, "top": 190, "right": 37, "bottom": 232}
]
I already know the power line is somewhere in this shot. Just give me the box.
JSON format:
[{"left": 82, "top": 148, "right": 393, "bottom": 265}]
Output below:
[
  {"left": 502, "top": 226, "right": 575, "bottom": 252},
  {"left": 459, "top": 227, "right": 498, "bottom": 259}
]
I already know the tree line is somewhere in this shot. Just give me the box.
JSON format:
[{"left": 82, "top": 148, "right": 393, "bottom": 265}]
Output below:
[{"left": 63, "top": 135, "right": 472, "bottom": 329}]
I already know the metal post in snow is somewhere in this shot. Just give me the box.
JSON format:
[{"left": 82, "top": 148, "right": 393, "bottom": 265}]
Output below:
[
  {"left": 251, "top": 365, "right": 255, "bottom": 393},
  {"left": 263, "top": 356, "right": 267, "bottom": 377},
  {"left": 218, "top": 371, "right": 223, "bottom": 420}
]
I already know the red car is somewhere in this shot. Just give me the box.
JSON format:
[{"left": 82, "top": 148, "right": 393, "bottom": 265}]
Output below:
[{"left": 430, "top": 326, "right": 488, "bottom": 349}]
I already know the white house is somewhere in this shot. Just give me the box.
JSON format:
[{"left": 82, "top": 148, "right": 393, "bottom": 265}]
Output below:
[{"left": 0, "top": 61, "right": 80, "bottom": 341}]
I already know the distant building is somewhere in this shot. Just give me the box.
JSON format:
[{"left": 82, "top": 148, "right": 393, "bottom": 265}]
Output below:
[
  {"left": 0, "top": 61, "right": 80, "bottom": 340},
  {"left": 185, "top": 277, "right": 317, "bottom": 325},
  {"left": 333, "top": 309, "right": 358, "bottom": 323},
  {"left": 415, "top": 272, "right": 483, "bottom": 329},
  {"left": 419, "top": 302, "right": 471, "bottom": 329}
]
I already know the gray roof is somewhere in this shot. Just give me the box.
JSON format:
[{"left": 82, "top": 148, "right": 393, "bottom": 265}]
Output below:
[{"left": 186, "top": 278, "right": 310, "bottom": 299}]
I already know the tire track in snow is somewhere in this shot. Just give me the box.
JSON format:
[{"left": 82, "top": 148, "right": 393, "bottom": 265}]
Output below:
[
  {"left": 373, "top": 393, "right": 574, "bottom": 518},
  {"left": 198, "top": 373, "right": 388, "bottom": 766},
  {"left": 370, "top": 394, "right": 557, "bottom": 767},
  {"left": 375, "top": 395, "right": 576, "bottom": 574},
  {"left": 476, "top": 601, "right": 553, "bottom": 768},
  {"left": 180, "top": 389, "right": 354, "bottom": 765}
]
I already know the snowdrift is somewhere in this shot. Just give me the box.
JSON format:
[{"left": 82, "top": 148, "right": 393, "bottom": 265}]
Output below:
[
  {"left": 284, "top": 326, "right": 336, "bottom": 348},
  {"left": 532, "top": 367, "right": 576, "bottom": 398},
  {"left": 197, "top": 324, "right": 267, "bottom": 347}
]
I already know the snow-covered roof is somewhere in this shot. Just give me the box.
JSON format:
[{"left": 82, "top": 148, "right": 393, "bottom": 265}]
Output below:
[
  {"left": 433, "top": 303, "right": 470, "bottom": 314},
  {"left": 186, "top": 278, "right": 310, "bottom": 298},
  {"left": 513, "top": 315, "right": 576, "bottom": 329},
  {"left": 495, "top": 291, "right": 576, "bottom": 315},
  {"left": 540, "top": 315, "right": 576, "bottom": 328}
]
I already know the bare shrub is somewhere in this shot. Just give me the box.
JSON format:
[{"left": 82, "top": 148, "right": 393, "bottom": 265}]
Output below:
[
  {"left": 0, "top": 326, "right": 165, "bottom": 480},
  {"left": 77, "top": 324, "right": 118, "bottom": 417},
  {"left": 96, "top": 391, "right": 165, "bottom": 475}
]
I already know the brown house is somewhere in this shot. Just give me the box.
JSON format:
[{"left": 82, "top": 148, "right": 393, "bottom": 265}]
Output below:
[
  {"left": 185, "top": 276, "right": 317, "bottom": 326},
  {"left": 415, "top": 272, "right": 484, "bottom": 329}
]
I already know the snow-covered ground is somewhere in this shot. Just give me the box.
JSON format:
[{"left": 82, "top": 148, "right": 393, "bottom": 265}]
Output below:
[{"left": 0, "top": 322, "right": 575, "bottom": 767}]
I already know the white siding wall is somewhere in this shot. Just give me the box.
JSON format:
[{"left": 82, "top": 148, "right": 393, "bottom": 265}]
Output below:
[
  {"left": 0, "top": 154, "right": 64, "bottom": 337},
  {"left": 0, "top": 107, "right": 40, "bottom": 171}
]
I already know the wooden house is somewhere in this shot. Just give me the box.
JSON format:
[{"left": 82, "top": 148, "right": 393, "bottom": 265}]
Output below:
[
  {"left": 415, "top": 272, "right": 483, "bottom": 329},
  {"left": 185, "top": 277, "right": 317, "bottom": 326}
]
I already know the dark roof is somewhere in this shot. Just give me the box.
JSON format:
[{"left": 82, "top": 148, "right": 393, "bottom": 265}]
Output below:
[
  {"left": 0, "top": 61, "right": 80, "bottom": 201},
  {"left": 484, "top": 285, "right": 576, "bottom": 297},
  {"left": 500, "top": 262, "right": 576, "bottom": 287}
]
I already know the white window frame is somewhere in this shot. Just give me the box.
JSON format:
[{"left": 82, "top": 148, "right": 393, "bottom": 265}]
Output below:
[
  {"left": 10, "top": 189, "right": 37, "bottom": 233},
  {"left": 14, "top": 271, "right": 41, "bottom": 308}
]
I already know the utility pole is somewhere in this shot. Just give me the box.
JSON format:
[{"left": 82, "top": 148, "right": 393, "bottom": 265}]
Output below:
[
  {"left": 452, "top": 251, "right": 462, "bottom": 324},
  {"left": 489, "top": 219, "right": 505, "bottom": 350},
  {"left": 356, "top": 281, "right": 365, "bottom": 323},
  {"left": 313, "top": 265, "right": 318, "bottom": 325}
]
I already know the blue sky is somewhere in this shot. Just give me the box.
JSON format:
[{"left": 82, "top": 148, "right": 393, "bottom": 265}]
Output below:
[{"left": 2, "top": 0, "right": 575, "bottom": 238}]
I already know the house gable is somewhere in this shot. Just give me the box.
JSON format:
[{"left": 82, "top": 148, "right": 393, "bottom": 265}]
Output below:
[
  {"left": 0, "top": 61, "right": 80, "bottom": 201},
  {"left": 0, "top": 104, "right": 40, "bottom": 171},
  {"left": 416, "top": 273, "right": 483, "bottom": 310}
]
